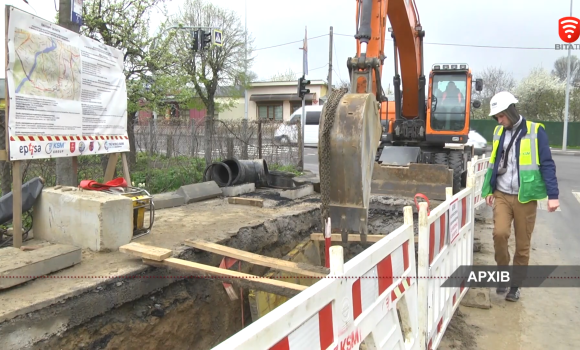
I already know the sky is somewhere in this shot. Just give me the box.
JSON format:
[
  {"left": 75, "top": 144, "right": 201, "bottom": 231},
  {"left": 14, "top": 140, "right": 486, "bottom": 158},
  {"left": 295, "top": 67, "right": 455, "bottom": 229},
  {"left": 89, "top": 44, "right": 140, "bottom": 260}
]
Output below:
[{"left": 1, "top": 0, "right": 579, "bottom": 91}]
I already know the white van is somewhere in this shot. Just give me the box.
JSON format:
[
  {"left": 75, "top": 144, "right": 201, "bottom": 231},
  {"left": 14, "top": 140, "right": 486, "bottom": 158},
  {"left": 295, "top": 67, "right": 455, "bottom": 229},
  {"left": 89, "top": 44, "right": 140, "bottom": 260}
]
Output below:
[{"left": 273, "top": 105, "right": 322, "bottom": 147}]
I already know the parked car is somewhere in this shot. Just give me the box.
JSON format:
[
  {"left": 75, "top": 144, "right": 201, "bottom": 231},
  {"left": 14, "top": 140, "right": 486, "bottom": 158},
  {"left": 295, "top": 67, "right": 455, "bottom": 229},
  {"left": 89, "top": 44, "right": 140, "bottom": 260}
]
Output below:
[
  {"left": 466, "top": 129, "right": 488, "bottom": 155},
  {"left": 274, "top": 105, "right": 322, "bottom": 146}
]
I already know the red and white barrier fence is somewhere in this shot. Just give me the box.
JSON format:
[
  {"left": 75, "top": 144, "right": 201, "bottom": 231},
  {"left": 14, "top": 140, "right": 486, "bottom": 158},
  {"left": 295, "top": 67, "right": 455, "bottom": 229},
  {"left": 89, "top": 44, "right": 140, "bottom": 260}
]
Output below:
[
  {"left": 416, "top": 184, "right": 475, "bottom": 350},
  {"left": 213, "top": 167, "right": 483, "bottom": 350},
  {"left": 468, "top": 154, "right": 490, "bottom": 210},
  {"left": 212, "top": 207, "right": 420, "bottom": 350}
]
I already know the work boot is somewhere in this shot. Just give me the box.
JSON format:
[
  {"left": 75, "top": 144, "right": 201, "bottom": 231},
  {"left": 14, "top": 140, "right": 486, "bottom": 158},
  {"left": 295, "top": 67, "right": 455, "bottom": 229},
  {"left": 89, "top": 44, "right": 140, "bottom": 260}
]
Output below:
[
  {"left": 496, "top": 286, "right": 508, "bottom": 294},
  {"left": 505, "top": 287, "right": 520, "bottom": 302}
]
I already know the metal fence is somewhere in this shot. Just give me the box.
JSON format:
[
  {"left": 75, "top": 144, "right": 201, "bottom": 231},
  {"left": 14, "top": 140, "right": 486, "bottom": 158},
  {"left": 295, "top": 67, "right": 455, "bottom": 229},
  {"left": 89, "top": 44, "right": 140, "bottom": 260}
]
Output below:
[
  {"left": 0, "top": 117, "right": 302, "bottom": 196},
  {"left": 135, "top": 117, "right": 302, "bottom": 165}
]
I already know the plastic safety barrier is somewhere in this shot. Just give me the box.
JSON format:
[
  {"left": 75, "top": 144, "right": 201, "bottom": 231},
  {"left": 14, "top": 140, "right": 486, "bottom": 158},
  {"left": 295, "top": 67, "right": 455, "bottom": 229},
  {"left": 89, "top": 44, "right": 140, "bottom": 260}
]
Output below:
[
  {"left": 416, "top": 183, "right": 475, "bottom": 350},
  {"left": 213, "top": 207, "right": 421, "bottom": 350},
  {"left": 468, "top": 154, "right": 490, "bottom": 210}
]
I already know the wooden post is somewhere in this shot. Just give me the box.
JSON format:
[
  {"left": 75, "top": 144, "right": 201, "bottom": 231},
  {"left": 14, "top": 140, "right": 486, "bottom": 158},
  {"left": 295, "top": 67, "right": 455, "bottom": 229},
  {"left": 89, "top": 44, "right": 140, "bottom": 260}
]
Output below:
[
  {"left": 12, "top": 161, "right": 22, "bottom": 248},
  {"left": 104, "top": 152, "right": 131, "bottom": 185}
]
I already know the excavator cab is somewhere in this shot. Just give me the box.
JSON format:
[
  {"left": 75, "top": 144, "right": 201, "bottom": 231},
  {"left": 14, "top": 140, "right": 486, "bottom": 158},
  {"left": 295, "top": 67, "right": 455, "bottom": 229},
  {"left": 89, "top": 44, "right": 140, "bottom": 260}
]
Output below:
[{"left": 426, "top": 64, "right": 481, "bottom": 143}]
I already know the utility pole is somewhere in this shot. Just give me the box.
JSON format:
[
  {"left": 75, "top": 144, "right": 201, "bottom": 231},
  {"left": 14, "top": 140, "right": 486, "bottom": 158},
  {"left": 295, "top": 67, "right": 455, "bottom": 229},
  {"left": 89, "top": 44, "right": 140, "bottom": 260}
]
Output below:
[
  {"left": 242, "top": 0, "right": 249, "bottom": 159},
  {"left": 56, "top": 0, "right": 80, "bottom": 186},
  {"left": 327, "top": 26, "right": 333, "bottom": 94},
  {"left": 564, "top": 0, "right": 574, "bottom": 152}
]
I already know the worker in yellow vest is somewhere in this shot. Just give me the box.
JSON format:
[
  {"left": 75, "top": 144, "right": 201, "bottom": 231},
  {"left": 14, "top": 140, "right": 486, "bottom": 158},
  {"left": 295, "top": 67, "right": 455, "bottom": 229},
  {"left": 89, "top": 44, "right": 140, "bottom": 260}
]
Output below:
[{"left": 481, "top": 91, "right": 559, "bottom": 302}]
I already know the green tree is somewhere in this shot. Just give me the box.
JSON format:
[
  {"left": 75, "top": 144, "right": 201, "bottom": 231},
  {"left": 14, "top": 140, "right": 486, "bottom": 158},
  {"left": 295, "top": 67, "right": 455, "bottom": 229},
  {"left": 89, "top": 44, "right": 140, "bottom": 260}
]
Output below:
[
  {"left": 168, "top": 0, "right": 253, "bottom": 166},
  {"left": 80, "top": 0, "right": 186, "bottom": 166},
  {"left": 514, "top": 67, "right": 566, "bottom": 121}
]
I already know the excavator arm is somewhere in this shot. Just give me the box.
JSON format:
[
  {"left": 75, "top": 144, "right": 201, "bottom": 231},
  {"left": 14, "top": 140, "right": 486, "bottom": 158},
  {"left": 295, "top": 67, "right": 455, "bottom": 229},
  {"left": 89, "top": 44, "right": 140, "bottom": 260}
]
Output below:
[
  {"left": 319, "top": 0, "right": 483, "bottom": 242},
  {"left": 320, "top": 0, "right": 423, "bottom": 242}
]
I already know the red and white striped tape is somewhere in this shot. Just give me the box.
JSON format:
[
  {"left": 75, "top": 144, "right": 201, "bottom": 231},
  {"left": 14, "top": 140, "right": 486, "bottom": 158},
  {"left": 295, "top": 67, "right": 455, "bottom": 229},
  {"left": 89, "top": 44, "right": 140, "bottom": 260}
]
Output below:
[
  {"left": 9, "top": 135, "right": 129, "bottom": 142},
  {"left": 429, "top": 197, "right": 467, "bottom": 263}
]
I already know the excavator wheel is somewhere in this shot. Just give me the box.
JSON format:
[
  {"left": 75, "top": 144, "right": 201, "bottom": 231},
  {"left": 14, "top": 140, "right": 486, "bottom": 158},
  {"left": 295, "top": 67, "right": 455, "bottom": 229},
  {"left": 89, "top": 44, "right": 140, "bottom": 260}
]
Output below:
[
  {"left": 448, "top": 151, "right": 463, "bottom": 194},
  {"left": 433, "top": 153, "right": 448, "bottom": 167}
]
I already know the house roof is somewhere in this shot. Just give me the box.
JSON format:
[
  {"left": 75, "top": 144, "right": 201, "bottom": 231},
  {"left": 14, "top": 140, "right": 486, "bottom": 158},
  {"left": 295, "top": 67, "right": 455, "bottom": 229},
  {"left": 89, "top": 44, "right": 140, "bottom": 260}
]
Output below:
[{"left": 250, "top": 80, "right": 326, "bottom": 87}]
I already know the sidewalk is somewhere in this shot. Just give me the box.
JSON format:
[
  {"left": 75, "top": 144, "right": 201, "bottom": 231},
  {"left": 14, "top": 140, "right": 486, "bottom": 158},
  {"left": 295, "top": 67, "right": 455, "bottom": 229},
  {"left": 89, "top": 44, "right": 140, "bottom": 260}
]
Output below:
[{"left": 549, "top": 148, "right": 580, "bottom": 156}]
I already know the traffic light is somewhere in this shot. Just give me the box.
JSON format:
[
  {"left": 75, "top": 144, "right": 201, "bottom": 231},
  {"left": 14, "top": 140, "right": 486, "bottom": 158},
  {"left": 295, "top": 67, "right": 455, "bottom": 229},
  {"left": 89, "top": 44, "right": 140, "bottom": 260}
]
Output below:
[
  {"left": 298, "top": 76, "right": 310, "bottom": 99},
  {"left": 200, "top": 29, "right": 212, "bottom": 50},
  {"left": 192, "top": 30, "right": 200, "bottom": 52}
]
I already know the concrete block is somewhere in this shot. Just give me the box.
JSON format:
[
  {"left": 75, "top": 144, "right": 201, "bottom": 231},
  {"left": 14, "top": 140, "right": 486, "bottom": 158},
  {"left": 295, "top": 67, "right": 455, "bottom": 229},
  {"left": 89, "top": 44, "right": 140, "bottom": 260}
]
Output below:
[
  {"left": 460, "top": 288, "right": 491, "bottom": 309},
  {"left": 221, "top": 183, "right": 255, "bottom": 197},
  {"left": 280, "top": 184, "right": 315, "bottom": 200},
  {"left": 176, "top": 181, "right": 222, "bottom": 203},
  {"left": 153, "top": 192, "right": 185, "bottom": 209},
  {"left": 293, "top": 173, "right": 320, "bottom": 193},
  {"left": 0, "top": 244, "right": 81, "bottom": 290},
  {"left": 33, "top": 188, "right": 133, "bottom": 252}
]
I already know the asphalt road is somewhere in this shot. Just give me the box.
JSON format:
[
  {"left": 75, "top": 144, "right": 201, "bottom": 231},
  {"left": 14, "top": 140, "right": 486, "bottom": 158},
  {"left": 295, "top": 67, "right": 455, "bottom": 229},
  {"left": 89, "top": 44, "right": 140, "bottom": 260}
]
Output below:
[{"left": 534, "top": 154, "right": 580, "bottom": 263}]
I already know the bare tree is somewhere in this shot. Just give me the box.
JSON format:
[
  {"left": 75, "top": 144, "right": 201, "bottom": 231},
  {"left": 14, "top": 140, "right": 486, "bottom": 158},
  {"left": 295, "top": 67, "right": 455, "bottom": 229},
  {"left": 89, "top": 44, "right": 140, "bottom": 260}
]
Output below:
[
  {"left": 270, "top": 68, "right": 299, "bottom": 81},
  {"left": 471, "top": 66, "right": 516, "bottom": 119},
  {"left": 552, "top": 55, "right": 580, "bottom": 86},
  {"left": 170, "top": 0, "right": 253, "bottom": 166}
]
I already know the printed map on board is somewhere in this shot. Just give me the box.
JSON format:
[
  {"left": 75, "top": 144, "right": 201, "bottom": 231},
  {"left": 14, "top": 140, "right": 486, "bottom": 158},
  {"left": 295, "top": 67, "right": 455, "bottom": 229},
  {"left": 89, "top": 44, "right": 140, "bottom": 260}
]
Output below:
[{"left": 12, "top": 27, "right": 81, "bottom": 101}]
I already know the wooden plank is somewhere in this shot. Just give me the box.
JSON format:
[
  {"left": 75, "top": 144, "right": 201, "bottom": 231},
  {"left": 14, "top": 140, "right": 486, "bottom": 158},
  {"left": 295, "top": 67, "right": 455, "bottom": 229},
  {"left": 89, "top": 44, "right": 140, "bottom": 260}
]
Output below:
[
  {"left": 12, "top": 161, "right": 22, "bottom": 248},
  {"left": 103, "top": 153, "right": 119, "bottom": 182},
  {"left": 121, "top": 153, "right": 131, "bottom": 185},
  {"left": 228, "top": 197, "right": 263, "bottom": 208},
  {"left": 310, "top": 233, "right": 419, "bottom": 244},
  {"left": 119, "top": 242, "right": 173, "bottom": 261},
  {"left": 184, "top": 239, "right": 329, "bottom": 277},
  {"left": 0, "top": 150, "right": 6, "bottom": 161},
  {"left": 143, "top": 257, "right": 307, "bottom": 298}
]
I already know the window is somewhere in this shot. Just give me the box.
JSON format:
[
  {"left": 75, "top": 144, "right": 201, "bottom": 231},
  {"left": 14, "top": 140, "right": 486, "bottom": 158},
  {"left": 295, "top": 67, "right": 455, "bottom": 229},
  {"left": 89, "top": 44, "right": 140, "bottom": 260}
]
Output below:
[
  {"left": 258, "top": 104, "right": 283, "bottom": 120},
  {"left": 291, "top": 101, "right": 312, "bottom": 114},
  {"left": 430, "top": 73, "right": 468, "bottom": 131},
  {"left": 305, "top": 111, "right": 320, "bottom": 125}
]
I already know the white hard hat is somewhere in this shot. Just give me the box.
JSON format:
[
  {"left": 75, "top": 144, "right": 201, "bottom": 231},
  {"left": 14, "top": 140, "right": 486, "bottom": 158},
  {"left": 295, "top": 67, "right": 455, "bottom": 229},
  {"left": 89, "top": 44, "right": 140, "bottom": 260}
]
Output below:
[{"left": 489, "top": 91, "right": 518, "bottom": 116}]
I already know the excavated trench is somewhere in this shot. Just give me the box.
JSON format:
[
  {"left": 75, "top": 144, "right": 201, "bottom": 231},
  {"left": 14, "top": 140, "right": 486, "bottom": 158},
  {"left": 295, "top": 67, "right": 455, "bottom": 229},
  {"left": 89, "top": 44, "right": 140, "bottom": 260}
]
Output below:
[{"left": 27, "top": 196, "right": 417, "bottom": 350}]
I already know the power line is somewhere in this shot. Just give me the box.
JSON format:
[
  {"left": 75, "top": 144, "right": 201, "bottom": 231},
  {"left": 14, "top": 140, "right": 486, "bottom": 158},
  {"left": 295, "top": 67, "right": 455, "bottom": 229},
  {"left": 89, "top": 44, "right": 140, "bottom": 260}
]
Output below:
[
  {"left": 334, "top": 33, "right": 554, "bottom": 50},
  {"left": 254, "top": 34, "right": 328, "bottom": 51}
]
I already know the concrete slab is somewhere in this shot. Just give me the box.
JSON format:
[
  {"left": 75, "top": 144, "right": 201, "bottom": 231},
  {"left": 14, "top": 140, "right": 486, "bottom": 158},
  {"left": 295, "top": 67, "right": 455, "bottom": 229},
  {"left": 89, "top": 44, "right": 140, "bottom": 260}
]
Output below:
[
  {"left": 0, "top": 244, "right": 81, "bottom": 290},
  {"left": 221, "top": 183, "right": 255, "bottom": 197},
  {"left": 176, "top": 181, "right": 222, "bottom": 203},
  {"left": 292, "top": 172, "right": 320, "bottom": 193},
  {"left": 152, "top": 192, "right": 185, "bottom": 209},
  {"left": 280, "top": 184, "right": 314, "bottom": 200},
  {"left": 32, "top": 188, "right": 133, "bottom": 252}
]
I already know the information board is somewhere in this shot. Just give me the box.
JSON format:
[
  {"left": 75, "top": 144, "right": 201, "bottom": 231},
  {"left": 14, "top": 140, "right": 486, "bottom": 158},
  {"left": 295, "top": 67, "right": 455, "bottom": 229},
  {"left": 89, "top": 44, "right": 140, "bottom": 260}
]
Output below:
[
  {"left": 448, "top": 198, "right": 459, "bottom": 244},
  {"left": 5, "top": 6, "right": 129, "bottom": 160}
]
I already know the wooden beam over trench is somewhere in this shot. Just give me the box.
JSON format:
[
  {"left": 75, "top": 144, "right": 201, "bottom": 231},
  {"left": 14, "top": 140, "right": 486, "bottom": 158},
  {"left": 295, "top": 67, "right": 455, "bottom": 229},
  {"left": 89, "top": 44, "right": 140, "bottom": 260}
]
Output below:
[{"left": 183, "top": 239, "right": 329, "bottom": 278}]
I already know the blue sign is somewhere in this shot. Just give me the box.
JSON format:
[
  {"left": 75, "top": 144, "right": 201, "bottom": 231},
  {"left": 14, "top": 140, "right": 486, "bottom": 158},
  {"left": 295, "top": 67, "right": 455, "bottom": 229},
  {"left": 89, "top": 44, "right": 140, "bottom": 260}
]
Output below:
[{"left": 71, "top": 0, "right": 83, "bottom": 26}]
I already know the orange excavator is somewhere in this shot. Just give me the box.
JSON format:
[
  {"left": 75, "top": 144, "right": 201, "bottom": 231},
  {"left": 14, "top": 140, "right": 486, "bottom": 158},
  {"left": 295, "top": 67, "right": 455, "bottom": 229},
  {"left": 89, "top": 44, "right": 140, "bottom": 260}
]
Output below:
[{"left": 318, "top": 0, "right": 483, "bottom": 240}]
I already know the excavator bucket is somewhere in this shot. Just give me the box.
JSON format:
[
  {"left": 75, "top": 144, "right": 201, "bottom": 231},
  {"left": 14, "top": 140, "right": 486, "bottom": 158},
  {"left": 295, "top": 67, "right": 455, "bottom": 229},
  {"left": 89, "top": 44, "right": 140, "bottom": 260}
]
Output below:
[
  {"left": 370, "top": 145, "right": 454, "bottom": 201},
  {"left": 319, "top": 90, "right": 382, "bottom": 243},
  {"left": 371, "top": 162, "right": 453, "bottom": 201}
]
